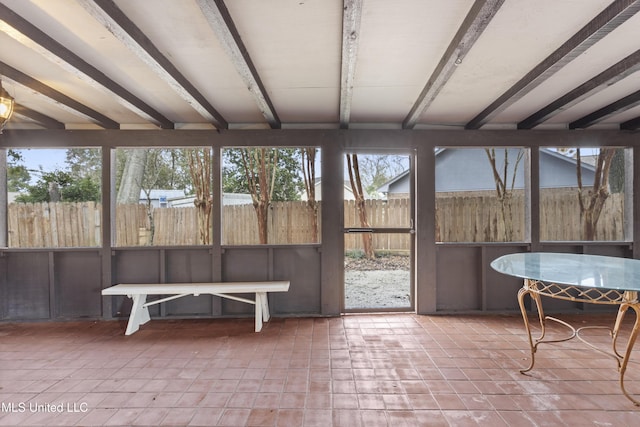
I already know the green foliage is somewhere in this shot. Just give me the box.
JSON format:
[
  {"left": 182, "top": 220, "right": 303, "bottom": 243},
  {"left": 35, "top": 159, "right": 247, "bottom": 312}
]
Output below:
[
  {"left": 61, "top": 176, "right": 101, "bottom": 202},
  {"left": 15, "top": 170, "right": 101, "bottom": 203},
  {"left": 7, "top": 164, "right": 30, "bottom": 192},
  {"left": 345, "top": 249, "right": 365, "bottom": 259},
  {"left": 114, "top": 148, "right": 195, "bottom": 195},
  {"left": 15, "top": 170, "right": 68, "bottom": 203},
  {"left": 11, "top": 149, "right": 102, "bottom": 203},
  {"left": 66, "top": 148, "right": 101, "bottom": 182},
  {"left": 222, "top": 147, "right": 303, "bottom": 201},
  {"left": 7, "top": 149, "right": 30, "bottom": 192},
  {"left": 143, "top": 149, "right": 193, "bottom": 192}
]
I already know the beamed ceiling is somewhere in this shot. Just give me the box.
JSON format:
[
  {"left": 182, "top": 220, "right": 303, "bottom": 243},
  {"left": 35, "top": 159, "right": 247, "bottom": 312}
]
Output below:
[{"left": 2, "top": 0, "right": 640, "bottom": 132}]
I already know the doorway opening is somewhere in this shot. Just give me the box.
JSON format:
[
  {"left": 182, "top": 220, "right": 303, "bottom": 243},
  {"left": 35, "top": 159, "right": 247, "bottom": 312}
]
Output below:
[{"left": 342, "top": 152, "right": 414, "bottom": 312}]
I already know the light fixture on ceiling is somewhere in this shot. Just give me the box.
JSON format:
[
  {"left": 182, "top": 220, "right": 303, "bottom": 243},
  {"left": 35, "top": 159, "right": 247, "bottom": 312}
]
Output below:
[{"left": 0, "top": 78, "right": 15, "bottom": 134}]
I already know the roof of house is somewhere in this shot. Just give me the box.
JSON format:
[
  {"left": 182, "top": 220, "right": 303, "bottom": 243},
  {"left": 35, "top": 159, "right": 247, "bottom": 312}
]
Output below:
[{"left": 139, "top": 189, "right": 186, "bottom": 200}]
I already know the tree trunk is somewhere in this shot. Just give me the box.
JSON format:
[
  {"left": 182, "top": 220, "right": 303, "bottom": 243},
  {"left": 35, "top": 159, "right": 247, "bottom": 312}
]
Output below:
[
  {"left": 241, "top": 148, "right": 277, "bottom": 244},
  {"left": 485, "top": 148, "right": 524, "bottom": 242},
  {"left": 117, "top": 149, "right": 147, "bottom": 204},
  {"left": 577, "top": 148, "right": 615, "bottom": 240},
  {"left": 347, "top": 154, "right": 374, "bottom": 259},
  {"left": 48, "top": 182, "right": 61, "bottom": 202},
  {"left": 302, "top": 148, "right": 318, "bottom": 243},
  {"left": 255, "top": 200, "right": 269, "bottom": 244},
  {"left": 187, "top": 148, "right": 212, "bottom": 244}
]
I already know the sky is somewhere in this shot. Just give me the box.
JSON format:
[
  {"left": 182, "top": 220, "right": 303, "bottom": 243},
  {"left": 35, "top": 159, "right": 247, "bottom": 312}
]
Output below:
[{"left": 13, "top": 148, "right": 67, "bottom": 173}]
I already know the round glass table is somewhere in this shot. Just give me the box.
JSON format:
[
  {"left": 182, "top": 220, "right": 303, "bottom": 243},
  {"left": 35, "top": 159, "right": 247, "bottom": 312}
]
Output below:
[{"left": 491, "top": 252, "right": 640, "bottom": 405}]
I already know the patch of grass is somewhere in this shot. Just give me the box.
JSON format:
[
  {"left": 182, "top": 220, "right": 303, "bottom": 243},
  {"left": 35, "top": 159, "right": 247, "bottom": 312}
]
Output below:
[{"left": 345, "top": 249, "right": 365, "bottom": 259}]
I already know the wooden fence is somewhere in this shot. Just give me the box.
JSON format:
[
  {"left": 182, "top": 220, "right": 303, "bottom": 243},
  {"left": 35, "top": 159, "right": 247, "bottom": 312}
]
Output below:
[
  {"left": 8, "top": 201, "right": 102, "bottom": 248},
  {"left": 223, "top": 201, "right": 321, "bottom": 245},
  {"left": 435, "top": 189, "right": 624, "bottom": 242},
  {"left": 344, "top": 198, "right": 411, "bottom": 252},
  {"left": 7, "top": 190, "right": 625, "bottom": 248}
]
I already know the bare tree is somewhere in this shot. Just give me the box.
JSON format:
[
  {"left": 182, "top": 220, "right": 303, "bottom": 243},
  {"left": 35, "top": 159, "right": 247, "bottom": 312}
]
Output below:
[
  {"left": 241, "top": 148, "right": 278, "bottom": 244},
  {"left": 301, "top": 147, "right": 318, "bottom": 242},
  {"left": 346, "top": 153, "right": 374, "bottom": 259},
  {"left": 187, "top": 148, "right": 212, "bottom": 244},
  {"left": 485, "top": 148, "right": 524, "bottom": 241},
  {"left": 576, "top": 148, "right": 616, "bottom": 240},
  {"left": 357, "top": 154, "right": 407, "bottom": 196}
]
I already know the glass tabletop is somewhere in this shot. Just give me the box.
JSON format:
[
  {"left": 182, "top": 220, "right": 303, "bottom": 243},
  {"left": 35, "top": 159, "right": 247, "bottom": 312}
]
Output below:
[{"left": 491, "top": 252, "right": 640, "bottom": 292}]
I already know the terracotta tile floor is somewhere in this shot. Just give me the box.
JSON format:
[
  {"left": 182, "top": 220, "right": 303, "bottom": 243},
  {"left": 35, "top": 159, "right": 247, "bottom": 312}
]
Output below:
[{"left": 0, "top": 313, "right": 639, "bottom": 426}]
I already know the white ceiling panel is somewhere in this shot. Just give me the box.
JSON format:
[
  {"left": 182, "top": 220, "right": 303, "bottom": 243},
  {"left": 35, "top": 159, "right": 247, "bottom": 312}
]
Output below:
[
  {"left": 496, "top": 10, "right": 640, "bottom": 125},
  {"left": 112, "top": 0, "right": 264, "bottom": 123},
  {"left": 547, "top": 69, "right": 640, "bottom": 124},
  {"left": 351, "top": 0, "right": 473, "bottom": 123},
  {"left": 1, "top": 0, "right": 639, "bottom": 131},
  {"left": 421, "top": 0, "right": 614, "bottom": 124},
  {"left": 224, "top": 0, "right": 343, "bottom": 123}
]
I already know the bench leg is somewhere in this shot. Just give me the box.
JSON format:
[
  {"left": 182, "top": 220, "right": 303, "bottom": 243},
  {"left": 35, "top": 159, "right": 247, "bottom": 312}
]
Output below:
[
  {"left": 254, "top": 293, "right": 263, "bottom": 332},
  {"left": 253, "top": 292, "right": 271, "bottom": 332},
  {"left": 260, "top": 292, "right": 270, "bottom": 322},
  {"left": 125, "top": 294, "right": 151, "bottom": 335}
]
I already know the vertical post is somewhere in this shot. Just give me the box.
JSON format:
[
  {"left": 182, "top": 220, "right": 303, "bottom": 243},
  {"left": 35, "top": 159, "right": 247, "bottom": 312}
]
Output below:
[
  {"left": 211, "top": 143, "right": 222, "bottom": 282},
  {"left": 633, "top": 147, "right": 640, "bottom": 259},
  {"left": 409, "top": 150, "right": 416, "bottom": 308},
  {"left": 0, "top": 147, "right": 6, "bottom": 319},
  {"left": 321, "top": 138, "right": 343, "bottom": 315},
  {"left": 0, "top": 147, "right": 7, "bottom": 247},
  {"left": 211, "top": 142, "right": 223, "bottom": 316},
  {"left": 415, "top": 139, "right": 436, "bottom": 313},
  {"left": 101, "top": 147, "right": 113, "bottom": 318},
  {"left": 527, "top": 148, "right": 541, "bottom": 251}
]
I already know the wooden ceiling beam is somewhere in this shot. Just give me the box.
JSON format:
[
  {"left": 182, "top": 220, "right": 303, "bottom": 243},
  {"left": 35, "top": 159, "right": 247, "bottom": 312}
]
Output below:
[
  {"left": 339, "top": 0, "right": 363, "bottom": 129},
  {"left": 466, "top": 0, "right": 640, "bottom": 129},
  {"left": 403, "top": 0, "right": 505, "bottom": 129},
  {"left": 569, "top": 89, "right": 640, "bottom": 129},
  {"left": 0, "top": 61, "right": 119, "bottom": 129},
  {"left": 196, "top": 0, "right": 280, "bottom": 129},
  {"left": 620, "top": 115, "right": 640, "bottom": 130},
  {"left": 0, "top": 3, "right": 174, "bottom": 129},
  {"left": 3, "top": 128, "right": 638, "bottom": 150},
  {"left": 78, "top": 0, "right": 228, "bottom": 129},
  {"left": 518, "top": 49, "right": 640, "bottom": 129},
  {"left": 13, "top": 104, "right": 65, "bottom": 129}
]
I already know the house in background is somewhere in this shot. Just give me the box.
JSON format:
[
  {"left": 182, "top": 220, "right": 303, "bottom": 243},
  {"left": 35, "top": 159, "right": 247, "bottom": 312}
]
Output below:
[
  {"left": 378, "top": 148, "right": 598, "bottom": 198},
  {"left": 160, "top": 192, "right": 253, "bottom": 208},
  {"left": 7, "top": 192, "right": 19, "bottom": 203},
  {"left": 171, "top": 193, "right": 253, "bottom": 207},
  {"left": 139, "top": 189, "right": 186, "bottom": 208}
]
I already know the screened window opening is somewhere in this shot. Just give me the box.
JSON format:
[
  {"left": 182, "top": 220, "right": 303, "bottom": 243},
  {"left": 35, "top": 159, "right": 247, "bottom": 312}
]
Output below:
[
  {"left": 221, "top": 147, "right": 321, "bottom": 245},
  {"left": 7, "top": 148, "right": 102, "bottom": 248},
  {"left": 114, "top": 147, "right": 213, "bottom": 247},
  {"left": 435, "top": 147, "right": 527, "bottom": 243},
  {"left": 539, "top": 147, "right": 629, "bottom": 242}
]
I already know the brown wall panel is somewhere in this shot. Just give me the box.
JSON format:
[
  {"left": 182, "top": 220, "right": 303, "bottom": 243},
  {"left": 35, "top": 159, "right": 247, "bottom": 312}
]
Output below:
[
  {"left": 55, "top": 251, "right": 102, "bottom": 318},
  {"left": 3, "top": 252, "right": 50, "bottom": 319}
]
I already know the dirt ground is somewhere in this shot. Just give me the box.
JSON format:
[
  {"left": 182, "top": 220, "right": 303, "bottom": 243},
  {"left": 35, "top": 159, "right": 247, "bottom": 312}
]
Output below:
[{"left": 344, "top": 255, "right": 411, "bottom": 309}]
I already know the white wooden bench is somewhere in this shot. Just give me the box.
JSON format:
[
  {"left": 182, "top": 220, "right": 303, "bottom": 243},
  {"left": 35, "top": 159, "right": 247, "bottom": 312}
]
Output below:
[{"left": 101, "top": 281, "right": 290, "bottom": 335}]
